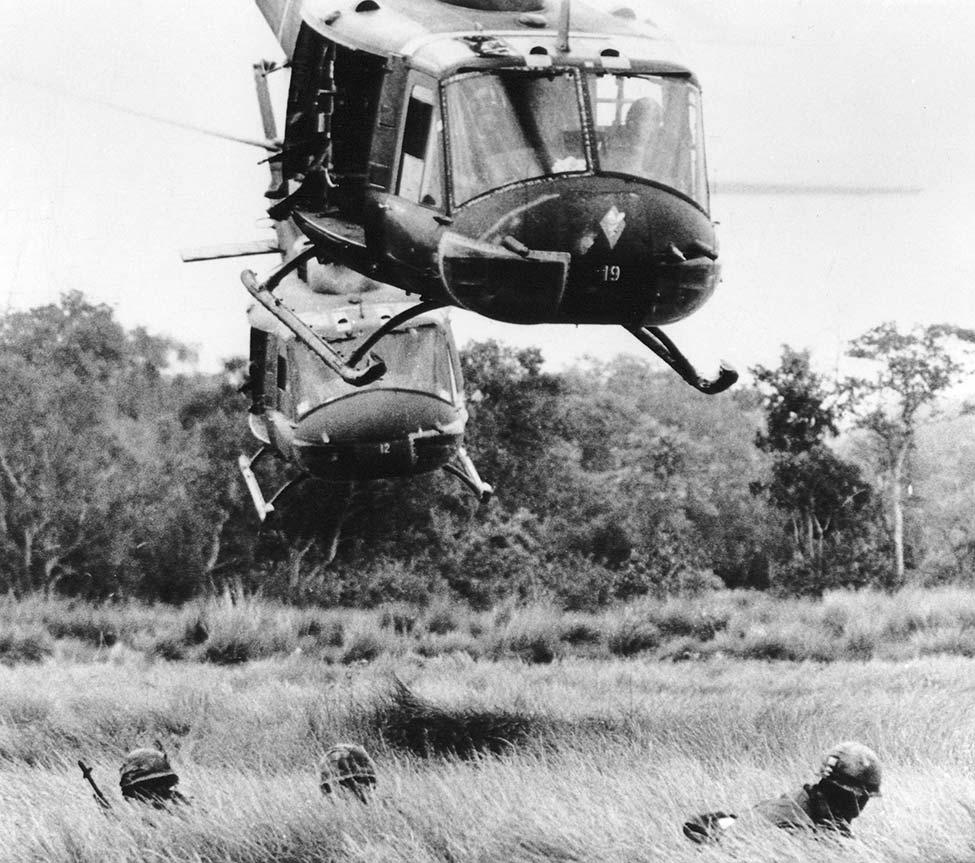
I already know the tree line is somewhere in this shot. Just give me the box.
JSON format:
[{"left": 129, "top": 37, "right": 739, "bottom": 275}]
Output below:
[{"left": 0, "top": 292, "right": 972, "bottom": 607}]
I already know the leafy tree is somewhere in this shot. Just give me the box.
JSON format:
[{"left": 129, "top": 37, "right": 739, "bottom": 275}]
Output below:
[
  {"left": 912, "top": 415, "right": 975, "bottom": 582},
  {"left": 751, "top": 347, "right": 879, "bottom": 592},
  {"left": 0, "top": 293, "right": 248, "bottom": 600},
  {"left": 842, "top": 323, "right": 975, "bottom": 583},
  {"left": 0, "top": 294, "right": 187, "bottom": 595},
  {"left": 567, "top": 355, "right": 773, "bottom": 590},
  {"left": 461, "top": 340, "right": 570, "bottom": 516}
]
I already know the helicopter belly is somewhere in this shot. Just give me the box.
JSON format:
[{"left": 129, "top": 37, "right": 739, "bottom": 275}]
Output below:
[
  {"left": 296, "top": 433, "right": 462, "bottom": 480},
  {"left": 292, "top": 390, "right": 463, "bottom": 480},
  {"left": 438, "top": 232, "right": 570, "bottom": 324}
]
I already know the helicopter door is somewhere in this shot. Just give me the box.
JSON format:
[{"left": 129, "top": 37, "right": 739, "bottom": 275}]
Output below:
[
  {"left": 274, "top": 343, "right": 294, "bottom": 417},
  {"left": 397, "top": 83, "right": 443, "bottom": 208},
  {"left": 370, "top": 75, "right": 445, "bottom": 289}
]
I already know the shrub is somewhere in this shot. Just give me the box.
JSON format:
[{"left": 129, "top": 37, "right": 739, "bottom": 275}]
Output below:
[
  {"left": 183, "top": 613, "right": 210, "bottom": 645},
  {"left": 653, "top": 604, "right": 729, "bottom": 641},
  {"left": 607, "top": 620, "right": 660, "bottom": 657},
  {"left": 341, "top": 631, "right": 384, "bottom": 664},
  {"left": 149, "top": 634, "right": 187, "bottom": 661},
  {"left": 379, "top": 605, "right": 418, "bottom": 636},
  {"left": 425, "top": 602, "right": 462, "bottom": 635},
  {"left": 44, "top": 614, "right": 119, "bottom": 647},
  {"left": 497, "top": 631, "right": 559, "bottom": 664},
  {"left": 737, "top": 630, "right": 802, "bottom": 661},
  {"left": 297, "top": 613, "right": 345, "bottom": 647},
  {"left": 914, "top": 627, "right": 975, "bottom": 658},
  {"left": 659, "top": 635, "right": 709, "bottom": 662},
  {"left": 842, "top": 627, "right": 878, "bottom": 661},
  {"left": 203, "top": 634, "right": 256, "bottom": 665},
  {"left": 0, "top": 628, "right": 53, "bottom": 665},
  {"left": 559, "top": 620, "right": 602, "bottom": 646},
  {"left": 413, "top": 632, "right": 482, "bottom": 659},
  {"left": 820, "top": 603, "right": 848, "bottom": 637},
  {"left": 364, "top": 679, "right": 546, "bottom": 757},
  {"left": 195, "top": 591, "right": 298, "bottom": 664}
]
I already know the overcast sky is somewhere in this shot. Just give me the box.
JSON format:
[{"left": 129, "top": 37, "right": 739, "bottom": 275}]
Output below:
[{"left": 2, "top": 0, "right": 973, "bottom": 381}]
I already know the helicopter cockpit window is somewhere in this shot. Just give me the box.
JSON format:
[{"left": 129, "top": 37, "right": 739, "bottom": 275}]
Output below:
[
  {"left": 291, "top": 324, "right": 457, "bottom": 415},
  {"left": 398, "top": 85, "right": 443, "bottom": 207},
  {"left": 445, "top": 71, "right": 587, "bottom": 205},
  {"left": 591, "top": 73, "right": 707, "bottom": 206}
]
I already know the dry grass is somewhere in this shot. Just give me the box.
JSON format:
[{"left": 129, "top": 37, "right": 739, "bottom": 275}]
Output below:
[
  {"left": 1, "top": 650, "right": 975, "bottom": 861},
  {"left": 11, "top": 586, "right": 975, "bottom": 668}
]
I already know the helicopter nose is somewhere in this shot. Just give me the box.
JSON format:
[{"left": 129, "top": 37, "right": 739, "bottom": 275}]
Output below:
[
  {"left": 441, "top": 179, "right": 720, "bottom": 326},
  {"left": 291, "top": 390, "right": 465, "bottom": 481}
]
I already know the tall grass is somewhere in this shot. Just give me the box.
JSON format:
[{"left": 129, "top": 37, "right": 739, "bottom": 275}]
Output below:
[
  {"left": 9, "top": 587, "right": 975, "bottom": 667},
  {"left": 2, "top": 655, "right": 975, "bottom": 861}
]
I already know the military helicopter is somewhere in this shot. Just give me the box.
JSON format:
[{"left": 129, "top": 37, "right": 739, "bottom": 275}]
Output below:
[
  {"left": 231, "top": 0, "right": 739, "bottom": 396},
  {"left": 183, "top": 62, "right": 491, "bottom": 524}
]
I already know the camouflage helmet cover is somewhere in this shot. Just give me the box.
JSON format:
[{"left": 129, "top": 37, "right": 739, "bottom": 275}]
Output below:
[
  {"left": 120, "top": 747, "right": 177, "bottom": 789},
  {"left": 819, "top": 741, "right": 882, "bottom": 796},
  {"left": 319, "top": 743, "right": 377, "bottom": 794}
]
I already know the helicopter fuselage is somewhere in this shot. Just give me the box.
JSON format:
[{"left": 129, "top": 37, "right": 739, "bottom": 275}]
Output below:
[
  {"left": 249, "top": 286, "right": 468, "bottom": 483},
  {"left": 259, "top": 0, "right": 721, "bottom": 330}
]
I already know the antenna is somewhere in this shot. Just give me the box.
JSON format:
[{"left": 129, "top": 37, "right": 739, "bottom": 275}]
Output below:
[{"left": 557, "top": 0, "right": 571, "bottom": 52}]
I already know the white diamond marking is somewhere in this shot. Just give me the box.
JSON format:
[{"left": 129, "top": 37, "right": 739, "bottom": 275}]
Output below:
[{"left": 600, "top": 205, "right": 626, "bottom": 249}]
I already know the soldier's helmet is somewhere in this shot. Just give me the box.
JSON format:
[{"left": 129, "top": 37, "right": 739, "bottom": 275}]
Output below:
[
  {"left": 819, "top": 741, "right": 882, "bottom": 797},
  {"left": 119, "top": 747, "right": 178, "bottom": 792},
  {"left": 319, "top": 743, "right": 377, "bottom": 801}
]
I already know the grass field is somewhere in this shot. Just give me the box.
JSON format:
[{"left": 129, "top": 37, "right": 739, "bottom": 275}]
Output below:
[
  {"left": 3, "top": 643, "right": 975, "bottom": 862},
  {"left": 7, "top": 586, "right": 975, "bottom": 667}
]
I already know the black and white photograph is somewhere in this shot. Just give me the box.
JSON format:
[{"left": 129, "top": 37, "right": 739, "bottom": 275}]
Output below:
[{"left": 1, "top": 0, "right": 974, "bottom": 860}]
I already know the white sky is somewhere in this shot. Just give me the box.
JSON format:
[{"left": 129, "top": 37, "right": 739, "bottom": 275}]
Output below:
[{"left": 1, "top": 0, "right": 974, "bottom": 381}]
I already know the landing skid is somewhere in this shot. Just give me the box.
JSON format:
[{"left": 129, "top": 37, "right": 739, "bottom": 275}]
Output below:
[
  {"left": 238, "top": 446, "right": 304, "bottom": 522},
  {"left": 443, "top": 447, "right": 493, "bottom": 503},
  {"left": 627, "top": 325, "right": 738, "bottom": 395}
]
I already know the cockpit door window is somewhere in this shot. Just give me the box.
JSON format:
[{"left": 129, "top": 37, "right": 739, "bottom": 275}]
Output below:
[{"left": 397, "top": 84, "right": 443, "bottom": 207}]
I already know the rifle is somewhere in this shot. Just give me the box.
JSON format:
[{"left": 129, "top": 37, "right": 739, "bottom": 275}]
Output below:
[{"left": 78, "top": 759, "right": 111, "bottom": 809}]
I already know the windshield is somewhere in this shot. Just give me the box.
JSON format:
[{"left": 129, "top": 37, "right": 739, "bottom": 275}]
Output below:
[
  {"left": 591, "top": 73, "right": 708, "bottom": 206},
  {"left": 291, "top": 325, "right": 458, "bottom": 415},
  {"left": 445, "top": 70, "right": 587, "bottom": 205}
]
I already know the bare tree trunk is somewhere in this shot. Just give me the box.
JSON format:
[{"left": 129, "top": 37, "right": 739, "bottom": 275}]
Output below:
[
  {"left": 203, "top": 508, "right": 231, "bottom": 593},
  {"left": 320, "top": 482, "right": 354, "bottom": 566},
  {"left": 21, "top": 525, "right": 35, "bottom": 595},
  {"left": 891, "top": 443, "right": 909, "bottom": 582},
  {"left": 287, "top": 538, "right": 315, "bottom": 598}
]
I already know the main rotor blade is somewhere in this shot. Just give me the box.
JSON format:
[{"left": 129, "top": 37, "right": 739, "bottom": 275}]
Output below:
[
  {"left": 712, "top": 180, "right": 922, "bottom": 196},
  {"left": 1, "top": 73, "right": 279, "bottom": 152}
]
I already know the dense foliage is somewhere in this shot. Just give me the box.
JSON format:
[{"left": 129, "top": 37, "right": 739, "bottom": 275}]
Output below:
[{"left": 0, "top": 294, "right": 971, "bottom": 604}]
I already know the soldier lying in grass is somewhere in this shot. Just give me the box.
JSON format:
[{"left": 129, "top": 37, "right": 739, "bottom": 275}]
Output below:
[
  {"left": 319, "top": 743, "right": 377, "bottom": 803},
  {"left": 80, "top": 743, "right": 190, "bottom": 810},
  {"left": 683, "top": 741, "right": 881, "bottom": 842},
  {"left": 120, "top": 745, "right": 190, "bottom": 807}
]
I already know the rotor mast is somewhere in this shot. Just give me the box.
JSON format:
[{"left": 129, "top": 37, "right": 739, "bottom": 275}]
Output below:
[{"left": 557, "top": 0, "right": 571, "bottom": 52}]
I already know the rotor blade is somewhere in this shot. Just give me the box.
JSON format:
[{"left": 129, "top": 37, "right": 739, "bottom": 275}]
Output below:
[
  {"left": 712, "top": 180, "right": 922, "bottom": 196},
  {"left": 0, "top": 73, "right": 279, "bottom": 152}
]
